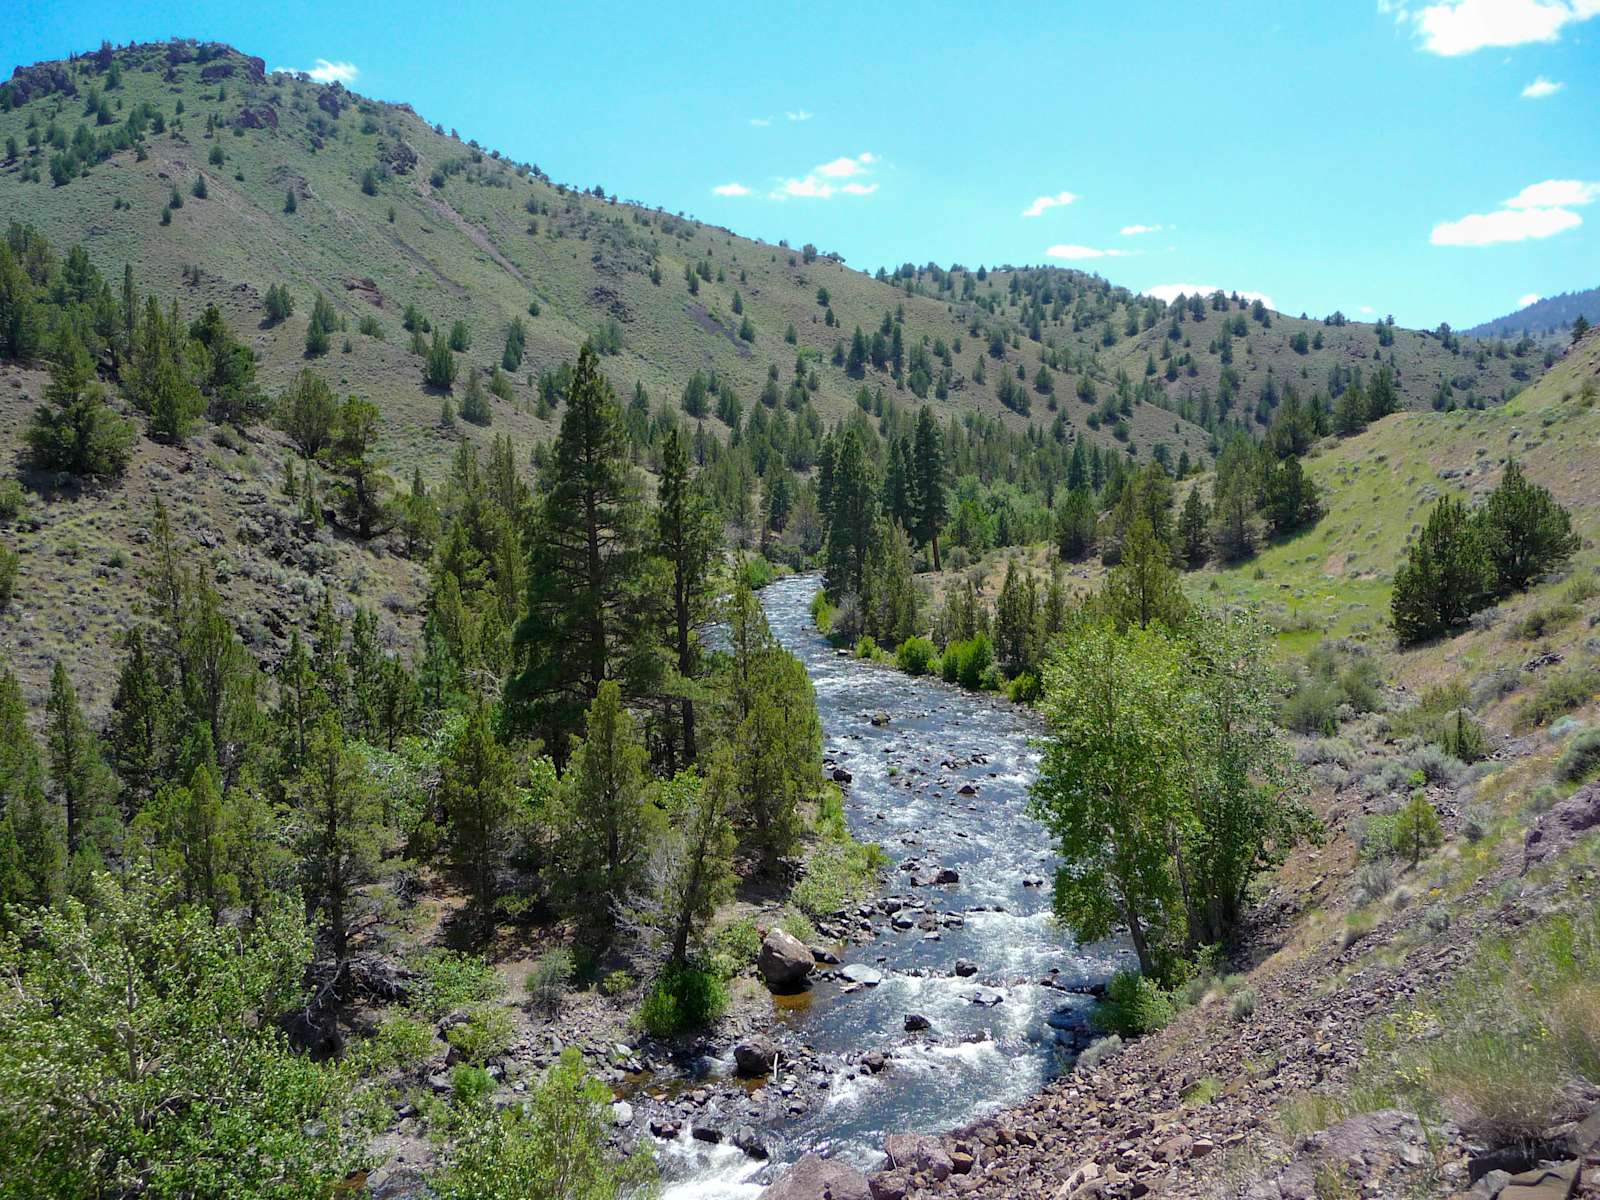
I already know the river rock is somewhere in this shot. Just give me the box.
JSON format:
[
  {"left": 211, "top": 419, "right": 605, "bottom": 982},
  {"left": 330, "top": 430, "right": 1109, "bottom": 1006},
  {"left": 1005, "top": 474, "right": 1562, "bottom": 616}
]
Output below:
[
  {"left": 732, "top": 1124, "right": 769, "bottom": 1160},
  {"left": 883, "top": 1133, "right": 954, "bottom": 1181},
  {"left": 759, "top": 929, "right": 815, "bottom": 990},
  {"left": 734, "top": 1036, "right": 777, "bottom": 1076},
  {"left": 611, "top": 1100, "right": 633, "bottom": 1127},
  {"left": 904, "top": 1013, "right": 931, "bottom": 1032},
  {"left": 970, "top": 987, "right": 1004, "bottom": 1006},
  {"left": 840, "top": 964, "right": 883, "bottom": 986},
  {"left": 832, "top": 767, "right": 853, "bottom": 783},
  {"left": 761, "top": 1153, "right": 871, "bottom": 1200},
  {"left": 933, "top": 867, "right": 960, "bottom": 885},
  {"left": 953, "top": 959, "right": 978, "bottom": 977},
  {"left": 691, "top": 1122, "right": 722, "bottom": 1143}
]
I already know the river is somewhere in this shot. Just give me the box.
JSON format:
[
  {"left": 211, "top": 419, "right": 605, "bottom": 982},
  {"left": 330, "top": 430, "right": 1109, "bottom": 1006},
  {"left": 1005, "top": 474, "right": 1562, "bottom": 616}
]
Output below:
[{"left": 657, "top": 573, "right": 1133, "bottom": 1197}]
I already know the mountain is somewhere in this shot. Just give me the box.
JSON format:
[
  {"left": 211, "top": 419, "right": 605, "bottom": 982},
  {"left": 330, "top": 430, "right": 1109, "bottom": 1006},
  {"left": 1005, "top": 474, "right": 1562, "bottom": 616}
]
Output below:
[{"left": 1464, "top": 285, "right": 1600, "bottom": 343}]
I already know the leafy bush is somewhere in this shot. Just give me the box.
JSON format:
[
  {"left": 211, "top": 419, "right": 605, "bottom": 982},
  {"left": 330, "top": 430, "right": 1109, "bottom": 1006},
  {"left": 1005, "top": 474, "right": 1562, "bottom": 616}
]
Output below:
[
  {"left": 1403, "top": 744, "right": 1466, "bottom": 787},
  {"left": 351, "top": 1014, "right": 437, "bottom": 1074},
  {"left": 1556, "top": 730, "right": 1600, "bottom": 785},
  {"left": 445, "top": 1003, "right": 515, "bottom": 1065},
  {"left": 709, "top": 919, "right": 761, "bottom": 978},
  {"left": 941, "top": 633, "right": 994, "bottom": 690},
  {"left": 525, "top": 949, "right": 574, "bottom": 1016},
  {"left": 1514, "top": 602, "right": 1577, "bottom": 640},
  {"left": 637, "top": 964, "right": 728, "bottom": 1036},
  {"left": 0, "top": 480, "right": 26, "bottom": 521},
  {"left": 854, "top": 634, "right": 878, "bottom": 660},
  {"left": 1516, "top": 662, "right": 1600, "bottom": 730},
  {"left": 412, "top": 950, "right": 504, "bottom": 1018},
  {"left": 1076, "top": 1034, "right": 1122, "bottom": 1071},
  {"left": 599, "top": 969, "right": 633, "bottom": 998},
  {"left": 1090, "top": 970, "right": 1175, "bottom": 1037},
  {"left": 739, "top": 555, "right": 777, "bottom": 590},
  {"left": 895, "top": 636, "right": 935, "bottom": 676},
  {"left": 1353, "top": 859, "right": 1395, "bottom": 905},
  {"left": 790, "top": 839, "right": 887, "bottom": 919},
  {"left": 1006, "top": 672, "right": 1042, "bottom": 704}
]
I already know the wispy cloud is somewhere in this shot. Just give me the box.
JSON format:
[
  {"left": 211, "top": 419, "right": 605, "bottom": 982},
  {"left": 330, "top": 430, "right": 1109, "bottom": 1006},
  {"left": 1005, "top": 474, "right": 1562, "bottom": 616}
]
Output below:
[
  {"left": 1146, "top": 282, "right": 1277, "bottom": 309},
  {"left": 786, "top": 109, "right": 814, "bottom": 122},
  {"left": 1021, "top": 191, "right": 1078, "bottom": 218},
  {"left": 1518, "top": 292, "right": 1543, "bottom": 307},
  {"left": 712, "top": 182, "right": 751, "bottom": 197},
  {"left": 1521, "top": 75, "right": 1564, "bottom": 98},
  {"left": 272, "top": 58, "right": 359, "bottom": 84},
  {"left": 1045, "top": 244, "right": 1129, "bottom": 261},
  {"left": 1119, "top": 223, "right": 1164, "bottom": 236},
  {"left": 1431, "top": 178, "right": 1599, "bottom": 246},
  {"left": 1385, "top": 0, "right": 1600, "bottom": 56},
  {"left": 749, "top": 116, "right": 773, "bottom": 127},
  {"left": 770, "top": 153, "right": 878, "bottom": 200}
]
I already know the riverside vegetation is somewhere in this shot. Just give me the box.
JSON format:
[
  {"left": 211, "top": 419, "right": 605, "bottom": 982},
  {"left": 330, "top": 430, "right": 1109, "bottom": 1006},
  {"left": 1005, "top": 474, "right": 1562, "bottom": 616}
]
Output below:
[{"left": 1, "top": 34, "right": 1599, "bottom": 1200}]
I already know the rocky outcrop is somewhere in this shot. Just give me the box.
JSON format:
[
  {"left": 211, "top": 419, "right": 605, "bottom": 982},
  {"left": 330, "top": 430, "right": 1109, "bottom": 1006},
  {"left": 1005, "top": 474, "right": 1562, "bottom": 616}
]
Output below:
[
  {"left": 761, "top": 1153, "right": 870, "bottom": 1200},
  {"left": 1523, "top": 781, "right": 1600, "bottom": 874},
  {"left": 758, "top": 929, "right": 815, "bottom": 991}
]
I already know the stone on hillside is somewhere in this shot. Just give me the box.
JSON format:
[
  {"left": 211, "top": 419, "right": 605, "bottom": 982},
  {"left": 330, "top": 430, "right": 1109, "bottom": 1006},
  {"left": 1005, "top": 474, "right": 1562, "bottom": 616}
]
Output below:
[
  {"left": 759, "top": 929, "right": 815, "bottom": 990},
  {"left": 1522, "top": 781, "right": 1600, "bottom": 874}
]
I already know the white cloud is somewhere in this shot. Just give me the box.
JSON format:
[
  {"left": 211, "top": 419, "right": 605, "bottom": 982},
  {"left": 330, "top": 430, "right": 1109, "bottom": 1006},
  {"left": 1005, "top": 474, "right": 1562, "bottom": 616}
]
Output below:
[
  {"left": 1431, "top": 178, "right": 1599, "bottom": 245},
  {"left": 785, "top": 109, "right": 814, "bottom": 122},
  {"left": 1504, "top": 179, "right": 1600, "bottom": 208},
  {"left": 1045, "top": 244, "right": 1130, "bottom": 260},
  {"left": 1146, "top": 282, "right": 1278, "bottom": 310},
  {"left": 712, "top": 182, "right": 750, "bottom": 197},
  {"left": 1021, "top": 191, "right": 1078, "bottom": 218},
  {"left": 1518, "top": 292, "right": 1543, "bottom": 307},
  {"left": 1390, "top": 0, "right": 1600, "bottom": 56},
  {"left": 1522, "top": 76, "right": 1564, "bottom": 98},
  {"left": 1359, "top": 305, "right": 1377, "bottom": 314},
  {"left": 1119, "top": 223, "right": 1164, "bottom": 236},
  {"left": 749, "top": 116, "right": 772, "bottom": 127},
  {"left": 769, "top": 153, "right": 878, "bottom": 200},
  {"left": 273, "top": 58, "right": 359, "bottom": 84},
  {"left": 815, "top": 153, "right": 875, "bottom": 178}
]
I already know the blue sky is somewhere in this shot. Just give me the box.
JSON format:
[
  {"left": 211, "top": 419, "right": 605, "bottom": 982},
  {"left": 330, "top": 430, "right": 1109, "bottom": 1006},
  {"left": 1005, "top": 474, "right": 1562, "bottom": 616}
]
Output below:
[{"left": 6, "top": 0, "right": 1598, "bottom": 328}]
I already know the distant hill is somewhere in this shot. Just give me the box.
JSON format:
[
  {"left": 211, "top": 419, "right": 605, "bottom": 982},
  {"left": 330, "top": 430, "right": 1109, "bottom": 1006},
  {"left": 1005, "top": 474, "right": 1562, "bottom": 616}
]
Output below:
[
  {"left": 0, "top": 38, "right": 1544, "bottom": 483},
  {"left": 1465, "top": 287, "right": 1600, "bottom": 343}
]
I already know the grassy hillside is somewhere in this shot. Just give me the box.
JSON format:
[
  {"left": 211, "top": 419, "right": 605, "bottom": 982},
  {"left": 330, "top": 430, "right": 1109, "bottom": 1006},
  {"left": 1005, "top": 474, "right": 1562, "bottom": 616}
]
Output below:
[
  {"left": 1, "top": 40, "right": 1541, "bottom": 483},
  {"left": 1199, "top": 328, "right": 1600, "bottom": 661}
]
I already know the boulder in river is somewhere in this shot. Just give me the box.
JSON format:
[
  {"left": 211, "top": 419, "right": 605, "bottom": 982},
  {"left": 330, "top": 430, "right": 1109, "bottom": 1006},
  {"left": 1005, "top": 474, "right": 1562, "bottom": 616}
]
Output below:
[
  {"left": 761, "top": 1153, "right": 870, "bottom": 1200},
  {"left": 903, "top": 1013, "right": 931, "bottom": 1032},
  {"left": 840, "top": 964, "right": 883, "bottom": 986},
  {"left": 732, "top": 1124, "right": 769, "bottom": 1160},
  {"left": 758, "top": 929, "right": 815, "bottom": 991},
  {"left": 733, "top": 1036, "right": 777, "bottom": 1076},
  {"left": 970, "top": 987, "right": 1004, "bottom": 1007},
  {"left": 832, "top": 767, "right": 853, "bottom": 784},
  {"left": 953, "top": 959, "right": 978, "bottom": 977}
]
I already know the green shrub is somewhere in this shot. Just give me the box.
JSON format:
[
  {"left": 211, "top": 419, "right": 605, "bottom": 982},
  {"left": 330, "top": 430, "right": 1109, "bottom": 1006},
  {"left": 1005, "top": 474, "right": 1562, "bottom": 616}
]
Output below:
[
  {"left": 411, "top": 950, "right": 504, "bottom": 1018},
  {"left": 1516, "top": 662, "right": 1600, "bottom": 730},
  {"left": 0, "top": 480, "right": 26, "bottom": 521},
  {"left": 709, "top": 919, "right": 761, "bottom": 978},
  {"left": 896, "top": 636, "right": 935, "bottom": 676},
  {"left": 790, "top": 839, "right": 886, "bottom": 918},
  {"left": 599, "top": 969, "right": 632, "bottom": 998},
  {"left": 941, "top": 633, "right": 993, "bottom": 690},
  {"left": 525, "top": 949, "right": 574, "bottom": 1016},
  {"left": 638, "top": 964, "right": 728, "bottom": 1036},
  {"left": 449, "top": 1064, "right": 494, "bottom": 1107},
  {"left": 739, "top": 555, "right": 777, "bottom": 590},
  {"left": 854, "top": 634, "right": 878, "bottom": 660},
  {"left": 0, "top": 544, "right": 17, "bottom": 613},
  {"left": 1005, "top": 672, "right": 1042, "bottom": 704},
  {"left": 1076, "top": 1034, "right": 1122, "bottom": 1071},
  {"left": 351, "top": 1014, "right": 437, "bottom": 1074},
  {"left": 445, "top": 1003, "right": 514, "bottom": 1065},
  {"left": 1556, "top": 730, "right": 1600, "bottom": 785},
  {"left": 1228, "top": 987, "right": 1258, "bottom": 1021},
  {"left": 809, "top": 588, "right": 836, "bottom": 635},
  {"left": 1090, "top": 970, "right": 1174, "bottom": 1037},
  {"left": 1514, "top": 602, "right": 1577, "bottom": 640}
]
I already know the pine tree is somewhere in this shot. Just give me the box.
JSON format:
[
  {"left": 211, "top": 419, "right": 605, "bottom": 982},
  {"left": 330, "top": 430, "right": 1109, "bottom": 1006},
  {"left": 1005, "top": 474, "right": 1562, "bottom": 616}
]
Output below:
[
  {"left": 656, "top": 429, "right": 716, "bottom": 763},
  {"left": 822, "top": 428, "right": 878, "bottom": 598},
  {"left": 45, "top": 661, "right": 115, "bottom": 866},
  {"left": 459, "top": 367, "right": 491, "bottom": 425},
  {"left": 326, "top": 397, "right": 393, "bottom": 538},
  {"left": 289, "top": 712, "right": 381, "bottom": 962},
  {"left": 555, "top": 681, "right": 652, "bottom": 942},
  {"left": 441, "top": 703, "right": 522, "bottom": 944},
  {"left": 1103, "top": 515, "right": 1187, "bottom": 631},
  {"left": 659, "top": 763, "right": 735, "bottom": 965},
  {"left": 0, "top": 665, "right": 63, "bottom": 915},
  {"left": 424, "top": 329, "right": 457, "bottom": 391},
  {"left": 1476, "top": 459, "right": 1579, "bottom": 594},
  {"left": 1391, "top": 497, "right": 1494, "bottom": 645},
  {"left": 509, "top": 347, "right": 655, "bottom": 761},
  {"left": 1177, "top": 487, "right": 1210, "bottom": 569},
  {"left": 1055, "top": 487, "right": 1098, "bottom": 562},
  {"left": 26, "top": 328, "right": 134, "bottom": 477},
  {"left": 911, "top": 405, "right": 948, "bottom": 569},
  {"left": 127, "top": 297, "right": 203, "bottom": 441}
]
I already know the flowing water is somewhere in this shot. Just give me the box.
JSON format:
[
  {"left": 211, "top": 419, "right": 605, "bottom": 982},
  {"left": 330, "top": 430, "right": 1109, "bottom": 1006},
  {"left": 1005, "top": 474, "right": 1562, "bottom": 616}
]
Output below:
[{"left": 658, "top": 574, "right": 1133, "bottom": 1197}]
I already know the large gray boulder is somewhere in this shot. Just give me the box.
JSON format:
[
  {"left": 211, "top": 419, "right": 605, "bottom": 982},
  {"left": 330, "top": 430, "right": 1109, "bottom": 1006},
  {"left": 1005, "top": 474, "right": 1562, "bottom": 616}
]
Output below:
[
  {"left": 761, "top": 1153, "right": 871, "bottom": 1200},
  {"left": 883, "top": 1133, "right": 954, "bottom": 1181},
  {"left": 758, "top": 928, "right": 815, "bottom": 990},
  {"left": 1523, "top": 781, "right": 1600, "bottom": 874},
  {"left": 733, "top": 1035, "right": 777, "bottom": 1076}
]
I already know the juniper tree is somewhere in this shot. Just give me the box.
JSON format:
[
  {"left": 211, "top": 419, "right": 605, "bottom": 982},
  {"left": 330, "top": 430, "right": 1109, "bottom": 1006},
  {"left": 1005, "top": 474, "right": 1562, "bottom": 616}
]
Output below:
[
  {"left": 1391, "top": 496, "right": 1494, "bottom": 645},
  {"left": 440, "top": 703, "right": 522, "bottom": 944},
  {"left": 656, "top": 429, "right": 717, "bottom": 762},
  {"left": 1475, "top": 459, "right": 1578, "bottom": 594},
  {"left": 912, "top": 404, "right": 948, "bottom": 569},
  {"left": 26, "top": 328, "right": 134, "bottom": 477}
]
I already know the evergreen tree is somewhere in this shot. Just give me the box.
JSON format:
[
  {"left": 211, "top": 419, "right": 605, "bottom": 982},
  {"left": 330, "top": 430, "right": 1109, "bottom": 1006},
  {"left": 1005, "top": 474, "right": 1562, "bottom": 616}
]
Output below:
[
  {"left": 460, "top": 367, "right": 491, "bottom": 425},
  {"left": 424, "top": 329, "right": 457, "bottom": 391},
  {"left": 441, "top": 704, "right": 522, "bottom": 944},
  {"left": 1177, "top": 487, "right": 1210, "bottom": 569},
  {"left": 277, "top": 370, "right": 338, "bottom": 458},
  {"left": 1391, "top": 497, "right": 1494, "bottom": 645},
  {"left": 656, "top": 430, "right": 716, "bottom": 762},
  {"left": 911, "top": 405, "right": 948, "bottom": 569},
  {"left": 822, "top": 427, "right": 878, "bottom": 598},
  {"left": 555, "top": 680, "right": 652, "bottom": 942},
  {"left": 1055, "top": 487, "right": 1097, "bottom": 562},
  {"left": 127, "top": 297, "right": 203, "bottom": 441},
  {"left": 658, "top": 764, "right": 735, "bottom": 965},
  {"left": 1476, "top": 459, "right": 1579, "bottom": 593},
  {"left": 45, "top": 661, "right": 117, "bottom": 870},
  {"left": 0, "top": 666, "right": 63, "bottom": 915},
  {"left": 26, "top": 328, "right": 134, "bottom": 477},
  {"left": 510, "top": 347, "right": 655, "bottom": 761},
  {"left": 288, "top": 712, "right": 381, "bottom": 962},
  {"left": 326, "top": 396, "right": 393, "bottom": 538},
  {"left": 1103, "top": 515, "right": 1187, "bottom": 631}
]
